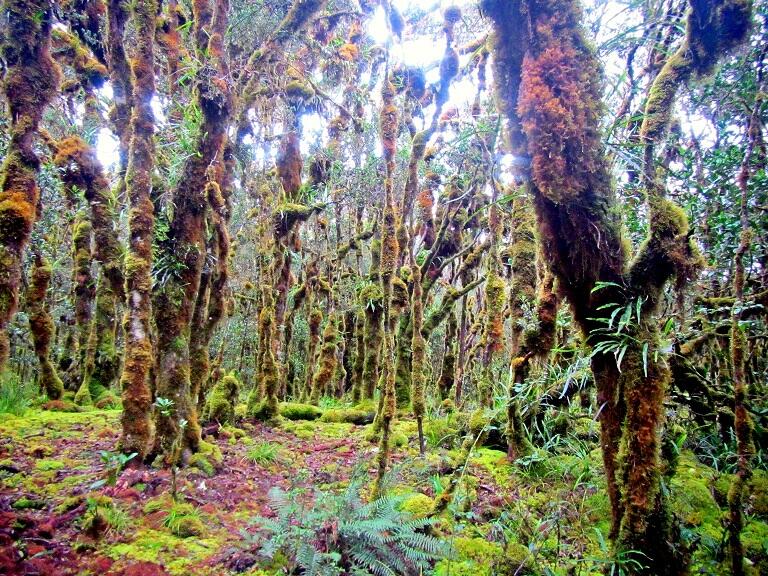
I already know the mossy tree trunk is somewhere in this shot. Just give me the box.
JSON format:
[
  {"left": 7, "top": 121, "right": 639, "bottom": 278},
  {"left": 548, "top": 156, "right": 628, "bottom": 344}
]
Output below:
[
  {"left": 0, "top": 0, "right": 60, "bottom": 372},
  {"left": 727, "top": 90, "right": 761, "bottom": 576},
  {"left": 151, "top": 0, "right": 232, "bottom": 459},
  {"left": 189, "top": 147, "right": 233, "bottom": 414},
  {"left": 118, "top": 0, "right": 158, "bottom": 460},
  {"left": 410, "top": 262, "right": 426, "bottom": 455},
  {"left": 26, "top": 254, "right": 64, "bottom": 400},
  {"left": 54, "top": 135, "right": 125, "bottom": 404},
  {"left": 373, "top": 71, "right": 400, "bottom": 498},
  {"left": 485, "top": 0, "right": 750, "bottom": 572}
]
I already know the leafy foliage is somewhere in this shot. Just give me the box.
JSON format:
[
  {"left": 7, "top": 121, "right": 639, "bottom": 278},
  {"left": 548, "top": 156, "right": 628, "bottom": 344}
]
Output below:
[
  {"left": 0, "top": 371, "right": 35, "bottom": 415},
  {"left": 246, "top": 471, "right": 449, "bottom": 575}
]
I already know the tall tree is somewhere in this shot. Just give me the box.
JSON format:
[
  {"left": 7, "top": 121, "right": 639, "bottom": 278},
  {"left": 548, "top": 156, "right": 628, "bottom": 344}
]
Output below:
[
  {"left": 0, "top": 0, "right": 60, "bottom": 372},
  {"left": 484, "top": 0, "right": 751, "bottom": 572}
]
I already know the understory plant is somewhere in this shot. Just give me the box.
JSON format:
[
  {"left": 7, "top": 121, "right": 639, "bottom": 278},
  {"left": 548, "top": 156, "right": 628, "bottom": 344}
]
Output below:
[{"left": 246, "top": 470, "right": 449, "bottom": 575}]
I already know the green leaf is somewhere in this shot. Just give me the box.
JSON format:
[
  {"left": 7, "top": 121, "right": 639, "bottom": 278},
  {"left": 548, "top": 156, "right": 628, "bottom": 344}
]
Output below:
[{"left": 642, "top": 342, "right": 649, "bottom": 378}]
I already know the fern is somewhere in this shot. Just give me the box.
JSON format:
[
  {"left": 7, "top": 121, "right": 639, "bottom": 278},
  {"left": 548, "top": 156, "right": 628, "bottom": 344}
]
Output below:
[{"left": 248, "top": 467, "right": 449, "bottom": 575}]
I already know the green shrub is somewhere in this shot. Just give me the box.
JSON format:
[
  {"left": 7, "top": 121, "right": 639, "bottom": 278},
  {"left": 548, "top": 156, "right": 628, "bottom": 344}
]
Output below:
[
  {"left": 247, "top": 442, "right": 279, "bottom": 466},
  {"left": 0, "top": 372, "right": 35, "bottom": 415},
  {"left": 163, "top": 502, "right": 204, "bottom": 537}
]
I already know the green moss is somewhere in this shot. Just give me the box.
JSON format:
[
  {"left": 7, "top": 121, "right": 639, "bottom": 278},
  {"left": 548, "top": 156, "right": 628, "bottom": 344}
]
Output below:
[
  {"left": 742, "top": 520, "right": 768, "bottom": 572},
  {"left": 73, "top": 380, "right": 93, "bottom": 406},
  {"left": 106, "top": 527, "right": 218, "bottom": 573},
  {"left": 400, "top": 493, "right": 434, "bottom": 518},
  {"left": 203, "top": 373, "right": 240, "bottom": 424},
  {"left": 12, "top": 496, "right": 45, "bottom": 510},
  {"left": 504, "top": 541, "right": 533, "bottom": 573},
  {"left": 35, "top": 458, "right": 65, "bottom": 471},
  {"left": 198, "top": 439, "right": 223, "bottom": 465},
  {"left": 188, "top": 452, "right": 215, "bottom": 477},
  {"left": 55, "top": 495, "right": 84, "bottom": 514},
  {"left": 392, "top": 430, "right": 408, "bottom": 448},
  {"left": 749, "top": 470, "right": 768, "bottom": 518},
  {"left": 280, "top": 402, "right": 323, "bottom": 421},
  {"left": 41, "top": 399, "right": 81, "bottom": 412},
  {"left": 435, "top": 536, "right": 504, "bottom": 576},
  {"left": 220, "top": 424, "right": 247, "bottom": 441},
  {"left": 94, "top": 393, "right": 120, "bottom": 409},
  {"left": 470, "top": 448, "right": 514, "bottom": 486},
  {"left": 320, "top": 408, "right": 374, "bottom": 424}
]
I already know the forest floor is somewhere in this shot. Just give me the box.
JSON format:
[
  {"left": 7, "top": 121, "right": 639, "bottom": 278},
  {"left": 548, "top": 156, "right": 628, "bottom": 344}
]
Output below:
[{"left": 1, "top": 404, "right": 767, "bottom": 575}]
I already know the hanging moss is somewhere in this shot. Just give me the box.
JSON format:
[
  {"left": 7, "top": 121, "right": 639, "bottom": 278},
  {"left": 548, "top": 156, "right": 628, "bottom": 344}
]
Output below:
[
  {"left": 26, "top": 255, "right": 64, "bottom": 400},
  {"left": 273, "top": 203, "right": 324, "bottom": 238},
  {"left": 640, "top": 0, "right": 752, "bottom": 146},
  {"left": 276, "top": 132, "right": 304, "bottom": 199},
  {"left": 51, "top": 27, "right": 108, "bottom": 89},
  {"left": 0, "top": 0, "right": 61, "bottom": 370}
]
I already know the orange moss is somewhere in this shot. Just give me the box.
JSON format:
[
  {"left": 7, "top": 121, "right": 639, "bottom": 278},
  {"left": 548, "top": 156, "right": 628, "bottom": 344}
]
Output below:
[
  {"left": 338, "top": 43, "right": 359, "bottom": 61},
  {"left": 518, "top": 32, "right": 603, "bottom": 204}
]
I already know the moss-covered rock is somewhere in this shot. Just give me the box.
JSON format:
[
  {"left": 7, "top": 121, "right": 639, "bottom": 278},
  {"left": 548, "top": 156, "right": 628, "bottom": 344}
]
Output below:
[
  {"left": 320, "top": 408, "right": 374, "bottom": 425},
  {"left": 188, "top": 452, "right": 215, "bottom": 477},
  {"left": 279, "top": 402, "right": 323, "bottom": 421},
  {"left": 742, "top": 520, "right": 768, "bottom": 574},
  {"left": 749, "top": 469, "right": 768, "bottom": 518},
  {"left": 197, "top": 439, "right": 223, "bottom": 466},
  {"left": 40, "top": 399, "right": 81, "bottom": 412}
]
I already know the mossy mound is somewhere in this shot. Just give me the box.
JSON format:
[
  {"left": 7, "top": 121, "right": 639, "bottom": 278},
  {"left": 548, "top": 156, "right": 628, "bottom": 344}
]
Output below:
[
  {"left": 94, "top": 393, "right": 120, "bottom": 409},
  {"left": 203, "top": 373, "right": 240, "bottom": 425},
  {"left": 12, "top": 496, "right": 46, "bottom": 510},
  {"left": 280, "top": 402, "right": 323, "bottom": 421},
  {"left": 435, "top": 536, "right": 506, "bottom": 576},
  {"left": 74, "top": 381, "right": 93, "bottom": 406},
  {"left": 749, "top": 469, "right": 768, "bottom": 518},
  {"left": 319, "top": 408, "right": 374, "bottom": 425},
  {"left": 40, "top": 399, "right": 81, "bottom": 412},
  {"left": 399, "top": 493, "right": 434, "bottom": 518}
]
